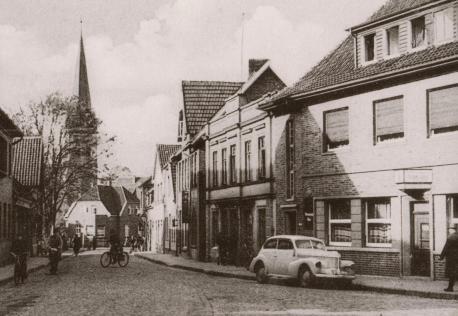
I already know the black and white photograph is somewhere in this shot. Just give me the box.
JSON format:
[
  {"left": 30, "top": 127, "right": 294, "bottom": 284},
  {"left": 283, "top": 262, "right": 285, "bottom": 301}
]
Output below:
[{"left": 1, "top": 0, "right": 458, "bottom": 315}]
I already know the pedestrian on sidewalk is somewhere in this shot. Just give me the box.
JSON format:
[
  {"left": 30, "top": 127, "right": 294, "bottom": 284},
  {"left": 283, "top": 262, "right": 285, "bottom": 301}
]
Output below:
[
  {"left": 440, "top": 225, "right": 458, "bottom": 292},
  {"left": 47, "top": 232, "right": 61, "bottom": 275},
  {"left": 72, "top": 234, "right": 82, "bottom": 256}
]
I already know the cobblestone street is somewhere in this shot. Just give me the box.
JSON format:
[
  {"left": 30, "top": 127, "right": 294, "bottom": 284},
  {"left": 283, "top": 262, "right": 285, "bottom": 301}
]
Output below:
[{"left": 0, "top": 251, "right": 456, "bottom": 316}]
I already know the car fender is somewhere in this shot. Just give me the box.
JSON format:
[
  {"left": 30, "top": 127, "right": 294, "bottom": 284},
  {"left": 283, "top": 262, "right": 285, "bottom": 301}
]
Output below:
[
  {"left": 340, "top": 260, "right": 355, "bottom": 268},
  {"left": 289, "top": 257, "right": 320, "bottom": 277},
  {"left": 250, "top": 255, "right": 269, "bottom": 274}
]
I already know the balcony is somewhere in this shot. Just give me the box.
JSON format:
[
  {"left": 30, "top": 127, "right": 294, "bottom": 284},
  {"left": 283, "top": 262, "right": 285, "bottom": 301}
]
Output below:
[{"left": 395, "top": 168, "right": 432, "bottom": 191}]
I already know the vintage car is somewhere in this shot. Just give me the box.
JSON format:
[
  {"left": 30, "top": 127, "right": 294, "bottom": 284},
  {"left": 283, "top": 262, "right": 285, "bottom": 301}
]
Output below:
[{"left": 249, "top": 235, "right": 355, "bottom": 287}]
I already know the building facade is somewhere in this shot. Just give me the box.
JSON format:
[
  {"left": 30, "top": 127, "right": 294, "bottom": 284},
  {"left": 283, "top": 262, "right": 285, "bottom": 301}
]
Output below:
[
  {"left": 206, "top": 60, "right": 286, "bottom": 266},
  {"left": 261, "top": 0, "right": 458, "bottom": 279}
]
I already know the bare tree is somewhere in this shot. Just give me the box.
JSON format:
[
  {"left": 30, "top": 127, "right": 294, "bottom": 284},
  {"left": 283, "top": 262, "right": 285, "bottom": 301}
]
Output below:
[{"left": 12, "top": 92, "right": 116, "bottom": 235}]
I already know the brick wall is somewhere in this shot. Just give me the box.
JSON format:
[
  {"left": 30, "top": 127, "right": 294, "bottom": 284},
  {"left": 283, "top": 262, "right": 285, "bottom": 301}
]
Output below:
[
  {"left": 246, "top": 69, "right": 286, "bottom": 104},
  {"left": 338, "top": 250, "right": 401, "bottom": 277}
]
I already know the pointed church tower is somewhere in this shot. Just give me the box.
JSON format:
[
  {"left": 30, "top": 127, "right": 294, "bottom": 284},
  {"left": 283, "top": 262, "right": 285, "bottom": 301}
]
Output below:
[{"left": 66, "top": 27, "right": 98, "bottom": 198}]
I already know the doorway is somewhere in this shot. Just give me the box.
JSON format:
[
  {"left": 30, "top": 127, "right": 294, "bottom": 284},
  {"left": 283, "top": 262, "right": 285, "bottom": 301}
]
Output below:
[
  {"left": 411, "top": 202, "right": 430, "bottom": 277},
  {"left": 285, "top": 211, "right": 297, "bottom": 235}
]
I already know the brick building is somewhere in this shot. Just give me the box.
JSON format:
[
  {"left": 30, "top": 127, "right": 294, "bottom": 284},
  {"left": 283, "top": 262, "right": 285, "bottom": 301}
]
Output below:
[{"left": 261, "top": 0, "right": 458, "bottom": 279}]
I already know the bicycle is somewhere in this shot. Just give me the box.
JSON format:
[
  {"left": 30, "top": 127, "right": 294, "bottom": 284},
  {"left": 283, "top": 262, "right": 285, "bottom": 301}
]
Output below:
[
  {"left": 100, "top": 248, "right": 129, "bottom": 268},
  {"left": 11, "top": 252, "right": 28, "bottom": 285}
]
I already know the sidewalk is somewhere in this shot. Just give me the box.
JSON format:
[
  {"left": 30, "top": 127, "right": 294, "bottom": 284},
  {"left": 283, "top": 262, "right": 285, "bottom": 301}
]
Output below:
[
  {"left": 0, "top": 251, "right": 73, "bottom": 286},
  {"left": 136, "top": 252, "right": 458, "bottom": 300}
]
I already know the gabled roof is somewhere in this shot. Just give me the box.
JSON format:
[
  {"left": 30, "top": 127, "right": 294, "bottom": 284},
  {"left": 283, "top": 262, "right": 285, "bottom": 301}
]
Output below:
[
  {"left": 182, "top": 81, "right": 243, "bottom": 136},
  {"left": 12, "top": 136, "right": 42, "bottom": 187},
  {"left": 238, "top": 60, "right": 271, "bottom": 95},
  {"left": 268, "top": 30, "right": 458, "bottom": 106},
  {"left": 0, "top": 107, "right": 22, "bottom": 138},
  {"left": 121, "top": 186, "right": 140, "bottom": 203},
  {"left": 78, "top": 185, "right": 100, "bottom": 201},
  {"left": 157, "top": 144, "right": 181, "bottom": 169}
]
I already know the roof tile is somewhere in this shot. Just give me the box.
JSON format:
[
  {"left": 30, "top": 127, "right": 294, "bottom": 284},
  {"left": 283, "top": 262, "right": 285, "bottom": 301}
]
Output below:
[{"left": 12, "top": 136, "right": 42, "bottom": 187}]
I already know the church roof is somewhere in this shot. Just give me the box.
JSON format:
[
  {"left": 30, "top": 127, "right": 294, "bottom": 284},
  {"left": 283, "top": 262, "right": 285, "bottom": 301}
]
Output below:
[{"left": 12, "top": 136, "right": 43, "bottom": 187}]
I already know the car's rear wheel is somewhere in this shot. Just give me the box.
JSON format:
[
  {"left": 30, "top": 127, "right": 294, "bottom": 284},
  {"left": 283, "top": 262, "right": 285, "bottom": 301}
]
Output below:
[
  {"left": 298, "top": 265, "right": 314, "bottom": 288},
  {"left": 255, "top": 263, "right": 267, "bottom": 284}
]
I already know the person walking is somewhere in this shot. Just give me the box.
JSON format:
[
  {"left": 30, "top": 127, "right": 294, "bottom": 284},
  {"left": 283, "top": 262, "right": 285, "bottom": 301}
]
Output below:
[
  {"left": 47, "top": 232, "right": 61, "bottom": 275},
  {"left": 440, "top": 225, "right": 458, "bottom": 292},
  {"left": 72, "top": 234, "right": 82, "bottom": 256}
]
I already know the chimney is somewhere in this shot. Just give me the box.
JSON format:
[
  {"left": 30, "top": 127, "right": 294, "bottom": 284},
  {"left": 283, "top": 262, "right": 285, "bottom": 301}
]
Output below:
[{"left": 248, "top": 59, "right": 269, "bottom": 76}]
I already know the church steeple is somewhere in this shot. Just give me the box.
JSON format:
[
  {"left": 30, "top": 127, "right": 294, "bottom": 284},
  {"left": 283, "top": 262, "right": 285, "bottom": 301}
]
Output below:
[{"left": 77, "top": 23, "right": 91, "bottom": 108}]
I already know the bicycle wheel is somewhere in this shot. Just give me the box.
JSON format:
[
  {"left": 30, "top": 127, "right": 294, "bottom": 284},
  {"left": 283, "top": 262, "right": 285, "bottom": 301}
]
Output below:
[
  {"left": 100, "top": 252, "right": 111, "bottom": 268},
  {"left": 118, "top": 252, "right": 129, "bottom": 267}
]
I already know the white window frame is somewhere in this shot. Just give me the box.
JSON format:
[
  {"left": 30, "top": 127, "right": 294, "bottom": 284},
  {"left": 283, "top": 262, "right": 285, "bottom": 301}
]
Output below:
[
  {"left": 362, "top": 32, "right": 377, "bottom": 65},
  {"left": 328, "top": 200, "right": 352, "bottom": 247},
  {"left": 434, "top": 7, "right": 454, "bottom": 45},
  {"left": 450, "top": 196, "right": 458, "bottom": 227},
  {"left": 384, "top": 25, "right": 400, "bottom": 58},
  {"left": 409, "top": 15, "right": 428, "bottom": 52},
  {"left": 365, "top": 199, "right": 392, "bottom": 248}
]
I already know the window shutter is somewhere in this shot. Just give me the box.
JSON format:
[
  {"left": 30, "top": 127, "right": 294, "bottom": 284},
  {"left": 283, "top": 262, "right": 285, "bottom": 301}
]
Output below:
[
  {"left": 325, "top": 109, "right": 349, "bottom": 142},
  {"left": 375, "top": 97, "right": 404, "bottom": 136},
  {"left": 429, "top": 86, "right": 458, "bottom": 130}
]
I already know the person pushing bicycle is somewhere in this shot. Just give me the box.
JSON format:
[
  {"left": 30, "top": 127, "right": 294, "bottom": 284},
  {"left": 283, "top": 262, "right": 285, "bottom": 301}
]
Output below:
[
  {"left": 10, "top": 234, "right": 28, "bottom": 284},
  {"left": 109, "top": 230, "right": 122, "bottom": 260}
]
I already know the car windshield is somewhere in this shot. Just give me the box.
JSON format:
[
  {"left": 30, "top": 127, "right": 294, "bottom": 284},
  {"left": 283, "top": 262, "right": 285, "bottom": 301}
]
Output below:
[{"left": 295, "top": 239, "right": 325, "bottom": 250}]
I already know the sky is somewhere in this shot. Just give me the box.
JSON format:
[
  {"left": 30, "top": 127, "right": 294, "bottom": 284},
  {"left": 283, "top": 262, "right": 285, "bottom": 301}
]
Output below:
[{"left": 0, "top": 0, "right": 386, "bottom": 176}]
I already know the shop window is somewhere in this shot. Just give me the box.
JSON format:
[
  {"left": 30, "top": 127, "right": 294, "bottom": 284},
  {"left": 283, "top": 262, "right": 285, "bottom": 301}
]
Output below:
[
  {"left": 324, "top": 108, "right": 349, "bottom": 151},
  {"left": 374, "top": 96, "right": 404, "bottom": 143},
  {"left": 221, "top": 148, "right": 227, "bottom": 185},
  {"left": 286, "top": 120, "right": 295, "bottom": 199},
  {"left": 258, "top": 136, "right": 266, "bottom": 179},
  {"left": 428, "top": 85, "right": 458, "bottom": 135},
  {"left": 365, "top": 198, "right": 392, "bottom": 247},
  {"left": 364, "top": 33, "right": 375, "bottom": 62},
  {"left": 411, "top": 16, "right": 426, "bottom": 49},
  {"left": 328, "top": 200, "right": 351, "bottom": 246},
  {"left": 386, "top": 26, "right": 400, "bottom": 56},
  {"left": 434, "top": 7, "right": 454, "bottom": 44}
]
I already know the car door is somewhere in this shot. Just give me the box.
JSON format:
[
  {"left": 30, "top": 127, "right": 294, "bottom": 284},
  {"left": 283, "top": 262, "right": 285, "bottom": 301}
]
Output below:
[
  {"left": 260, "top": 238, "right": 278, "bottom": 273},
  {"left": 274, "top": 238, "right": 295, "bottom": 276}
]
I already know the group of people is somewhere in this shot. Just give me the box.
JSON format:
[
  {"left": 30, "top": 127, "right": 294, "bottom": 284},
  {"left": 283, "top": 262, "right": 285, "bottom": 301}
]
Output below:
[{"left": 127, "top": 234, "right": 144, "bottom": 253}]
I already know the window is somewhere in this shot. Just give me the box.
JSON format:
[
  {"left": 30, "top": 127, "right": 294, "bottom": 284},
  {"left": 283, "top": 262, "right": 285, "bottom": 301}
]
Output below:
[
  {"left": 386, "top": 26, "right": 400, "bottom": 56},
  {"left": 411, "top": 16, "right": 426, "bottom": 49},
  {"left": 244, "top": 141, "right": 251, "bottom": 182},
  {"left": 263, "top": 239, "right": 277, "bottom": 249},
  {"left": 295, "top": 240, "right": 312, "bottom": 249},
  {"left": 258, "top": 136, "right": 266, "bottom": 179},
  {"left": 221, "top": 148, "right": 227, "bottom": 185},
  {"left": 364, "top": 33, "right": 375, "bottom": 62},
  {"left": 374, "top": 96, "right": 404, "bottom": 143},
  {"left": 230, "top": 145, "right": 237, "bottom": 184},
  {"left": 286, "top": 120, "right": 295, "bottom": 199},
  {"left": 365, "top": 198, "right": 392, "bottom": 247},
  {"left": 324, "top": 108, "right": 349, "bottom": 151},
  {"left": 434, "top": 7, "right": 454, "bottom": 44},
  {"left": 212, "top": 151, "right": 218, "bottom": 187},
  {"left": 277, "top": 239, "right": 294, "bottom": 250},
  {"left": 448, "top": 196, "right": 458, "bottom": 228},
  {"left": 328, "top": 200, "right": 351, "bottom": 246},
  {"left": 428, "top": 85, "right": 458, "bottom": 135}
]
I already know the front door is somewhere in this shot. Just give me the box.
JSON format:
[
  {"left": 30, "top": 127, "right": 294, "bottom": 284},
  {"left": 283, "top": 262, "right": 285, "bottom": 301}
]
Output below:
[
  {"left": 411, "top": 203, "right": 430, "bottom": 276},
  {"left": 285, "top": 211, "right": 297, "bottom": 235}
]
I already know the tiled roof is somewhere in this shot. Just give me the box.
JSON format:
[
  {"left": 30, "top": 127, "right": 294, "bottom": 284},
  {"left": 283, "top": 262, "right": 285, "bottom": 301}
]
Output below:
[
  {"left": 12, "top": 136, "right": 42, "bottom": 187},
  {"left": 182, "top": 81, "right": 243, "bottom": 136},
  {"left": 121, "top": 186, "right": 140, "bottom": 203},
  {"left": 366, "top": 0, "right": 438, "bottom": 25},
  {"left": 0, "top": 107, "right": 22, "bottom": 138},
  {"left": 271, "top": 37, "right": 458, "bottom": 103},
  {"left": 157, "top": 144, "right": 181, "bottom": 169}
]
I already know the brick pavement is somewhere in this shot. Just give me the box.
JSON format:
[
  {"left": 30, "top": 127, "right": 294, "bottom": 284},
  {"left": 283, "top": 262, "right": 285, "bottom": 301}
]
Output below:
[{"left": 136, "top": 252, "right": 458, "bottom": 300}]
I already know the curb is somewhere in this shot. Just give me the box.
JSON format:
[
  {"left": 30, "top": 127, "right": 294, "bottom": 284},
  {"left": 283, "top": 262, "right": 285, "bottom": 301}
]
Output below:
[
  {"left": 136, "top": 254, "right": 458, "bottom": 300},
  {"left": 0, "top": 254, "right": 73, "bottom": 287}
]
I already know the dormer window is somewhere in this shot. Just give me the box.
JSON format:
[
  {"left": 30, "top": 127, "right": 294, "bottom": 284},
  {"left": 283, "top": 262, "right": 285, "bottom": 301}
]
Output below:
[
  {"left": 364, "top": 33, "right": 376, "bottom": 62},
  {"left": 411, "top": 16, "right": 426, "bottom": 49},
  {"left": 386, "top": 26, "right": 400, "bottom": 56},
  {"left": 434, "top": 7, "right": 454, "bottom": 44}
]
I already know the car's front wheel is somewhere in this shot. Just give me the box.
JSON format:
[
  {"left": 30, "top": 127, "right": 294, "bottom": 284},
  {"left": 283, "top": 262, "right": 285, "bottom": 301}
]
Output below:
[
  {"left": 255, "top": 263, "right": 267, "bottom": 284},
  {"left": 298, "top": 265, "right": 314, "bottom": 288}
]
